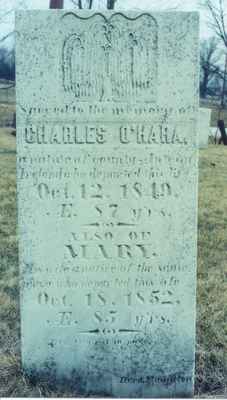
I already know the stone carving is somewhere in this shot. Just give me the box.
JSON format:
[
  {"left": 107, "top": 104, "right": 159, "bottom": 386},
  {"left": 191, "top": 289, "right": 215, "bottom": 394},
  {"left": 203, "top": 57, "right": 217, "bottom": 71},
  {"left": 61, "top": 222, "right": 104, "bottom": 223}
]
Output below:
[
  {"left": 198, "top": 107, "right": 211, "bottom": 148},
  {"left": 62, "top": 13, "right": 158, "bottom": 102},
  {"left": 16, "top": 10, "right": 199, "bottom": 398}
]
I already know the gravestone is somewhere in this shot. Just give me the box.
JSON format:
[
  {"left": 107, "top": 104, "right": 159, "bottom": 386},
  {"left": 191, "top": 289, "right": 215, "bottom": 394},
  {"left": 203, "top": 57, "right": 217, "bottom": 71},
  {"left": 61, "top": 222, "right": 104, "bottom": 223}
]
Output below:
[
  {"left": 16, "top": 10, "right": 199, "bottom": 398},
  {"left": 198, "top": 108, "right": 211, "bottom": 148}
]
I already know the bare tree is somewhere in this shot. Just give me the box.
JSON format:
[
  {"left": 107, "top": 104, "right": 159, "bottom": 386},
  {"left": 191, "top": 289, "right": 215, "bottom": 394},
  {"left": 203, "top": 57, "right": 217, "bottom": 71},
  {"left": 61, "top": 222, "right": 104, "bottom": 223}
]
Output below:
[
  {"left": 68, "top": 0, "right": 117, "bottom": 9},
  {"left": 201, "top": 0, "right": 227, "bottom": 45},
  {"left": 0, "top": 1, "right": 28, "bottom": 48},
  {"left": 201, "top": 0, "right": 227, "bottom": 144},
  {"left": 0, "top": 1, "right": 28, "bottom": 90},
  {"left": 0, "top": 47, "right": 15, "bottom": 82},
  {"left": 201, "top": 1, "right": 227, "bottom": 100},
  {"left": 69, "top": 0, "right": 92, "bottom": 8},
  {"left": 107, "top": 0, "right": 117, "bottom": 8},
  {"left": 50, "top": 0, "right": 64, "bottom": 8},
  {"left": 200, "top": 36, "right": 221, "bottom": 98}
]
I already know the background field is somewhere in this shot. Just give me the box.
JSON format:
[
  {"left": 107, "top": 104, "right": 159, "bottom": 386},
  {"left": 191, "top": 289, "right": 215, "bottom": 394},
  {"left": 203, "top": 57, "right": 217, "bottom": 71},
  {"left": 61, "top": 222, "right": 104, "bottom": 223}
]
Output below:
[{"left": 0, "top": 126, "right": 226, "bottom": 397}]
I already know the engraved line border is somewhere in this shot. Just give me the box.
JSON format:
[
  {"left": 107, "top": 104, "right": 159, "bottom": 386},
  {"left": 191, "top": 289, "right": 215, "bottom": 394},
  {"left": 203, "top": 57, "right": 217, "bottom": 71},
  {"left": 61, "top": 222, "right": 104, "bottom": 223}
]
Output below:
[{"left": 60, "top": 12, "right": 158, "bottom": 26}]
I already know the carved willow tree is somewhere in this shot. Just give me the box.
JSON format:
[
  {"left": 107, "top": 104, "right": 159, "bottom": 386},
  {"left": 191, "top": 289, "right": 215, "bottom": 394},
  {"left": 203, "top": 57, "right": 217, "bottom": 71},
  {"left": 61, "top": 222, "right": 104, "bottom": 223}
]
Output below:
[{"left": 49, "top": 0, "right": 117, "bottom": 9}]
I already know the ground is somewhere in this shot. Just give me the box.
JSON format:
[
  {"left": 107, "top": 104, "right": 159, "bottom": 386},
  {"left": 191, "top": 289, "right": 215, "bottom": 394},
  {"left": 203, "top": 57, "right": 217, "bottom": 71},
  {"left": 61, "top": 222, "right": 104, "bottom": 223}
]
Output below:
[
  {"left": 196, "top": 146, "right": 227, "bottom": 397},
  {"left": 0, "top": 128, "right": 226, "bottom": 397}
]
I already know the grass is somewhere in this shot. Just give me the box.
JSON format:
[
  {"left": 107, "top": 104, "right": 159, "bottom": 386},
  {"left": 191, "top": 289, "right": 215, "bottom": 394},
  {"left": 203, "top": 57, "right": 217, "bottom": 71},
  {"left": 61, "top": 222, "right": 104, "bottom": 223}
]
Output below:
[
  {"left": 0, "top": 127, "right": 226, "bottom": 397},
  {"left": 0, "top": 128, "right": 16, "bottom": 151},
  {"left": 0, "top": 81, "right": 15, "bottom": 105},
  {"left": 0, "top": 103, "right": 15, "bottom": 128},
  {"left": 196, "top": 146, "right": 227, "bottom": 398}
]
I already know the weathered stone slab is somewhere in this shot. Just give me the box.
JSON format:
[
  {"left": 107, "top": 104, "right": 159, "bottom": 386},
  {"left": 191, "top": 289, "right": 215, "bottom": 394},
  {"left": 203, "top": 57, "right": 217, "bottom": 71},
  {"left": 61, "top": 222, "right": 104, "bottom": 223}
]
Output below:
[
  {"left": 16, "top": 10, "right": 199, "bottom": 398},
  {"left": 198, "top": 108, "right": 211, "bottom": 148}
]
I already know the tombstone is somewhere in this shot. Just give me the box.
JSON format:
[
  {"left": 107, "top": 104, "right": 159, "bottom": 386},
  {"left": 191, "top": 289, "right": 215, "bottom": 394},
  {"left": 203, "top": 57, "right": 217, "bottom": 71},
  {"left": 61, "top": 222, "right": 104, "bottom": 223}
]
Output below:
[
  {"left": 209, "top": 126, "right": 221, "bottom": 144},
  {"left": 16, "top": 10, "right": 199, "bottom": 398},
  {"left": 198, "top": 108, "right": 211, "bottom": 148}
]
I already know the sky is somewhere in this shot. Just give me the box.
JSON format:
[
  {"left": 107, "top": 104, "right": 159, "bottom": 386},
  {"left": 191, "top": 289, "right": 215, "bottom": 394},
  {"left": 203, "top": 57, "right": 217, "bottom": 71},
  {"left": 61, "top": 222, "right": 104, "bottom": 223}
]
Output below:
[{"left": 0, "top": 0, "right": 218, "bottom": 45}]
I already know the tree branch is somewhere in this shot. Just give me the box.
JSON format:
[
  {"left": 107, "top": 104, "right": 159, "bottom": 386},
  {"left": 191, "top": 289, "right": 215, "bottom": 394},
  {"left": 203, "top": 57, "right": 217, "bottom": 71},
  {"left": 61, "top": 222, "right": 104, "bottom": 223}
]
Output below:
[
  {"left": 0, "top": 31, "right": 14, "bottom": 43},
  {"left": 107, "top": 0, "right": 117, "bottom": 9},
  {"left": 49, "top": 0, "right": 64, "bottom": 8}
]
